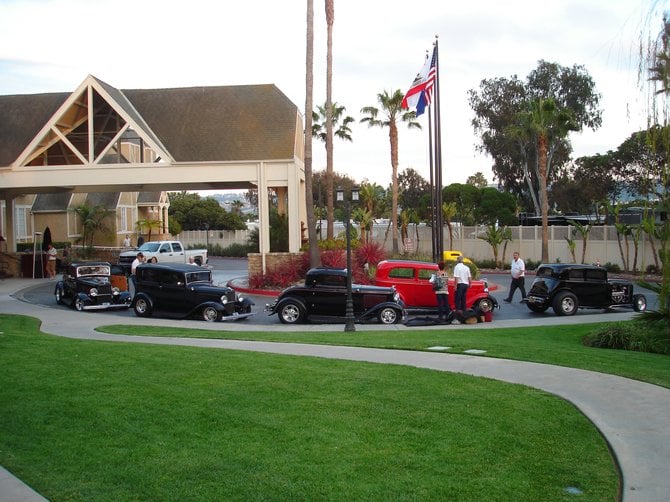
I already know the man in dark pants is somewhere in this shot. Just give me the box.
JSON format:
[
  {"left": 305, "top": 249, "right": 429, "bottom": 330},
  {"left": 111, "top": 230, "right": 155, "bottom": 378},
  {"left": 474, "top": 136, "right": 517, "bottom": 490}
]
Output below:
[{"left": 504, "top": 251, "right": 527, "bottom": 303}]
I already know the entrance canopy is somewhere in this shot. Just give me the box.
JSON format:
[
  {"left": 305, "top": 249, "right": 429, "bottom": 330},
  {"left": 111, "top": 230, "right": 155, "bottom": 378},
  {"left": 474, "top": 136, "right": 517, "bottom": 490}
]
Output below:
[{"left": 0, "top": 75, "right": 306, "bottom": 259}]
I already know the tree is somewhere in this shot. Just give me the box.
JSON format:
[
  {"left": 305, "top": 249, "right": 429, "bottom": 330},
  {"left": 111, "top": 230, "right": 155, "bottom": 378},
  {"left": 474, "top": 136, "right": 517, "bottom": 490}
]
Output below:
[
  {"left": 168, "top": 192, "right": 246, "bottom": 231},
  {"left": 360, "top": 89, "right": 421, "bottom": 254},
  {"left": 509, "top": 97, "right": 578, "bottom": 262},
  {"left": 304, "top": 0, "right": 320, "bottom": 267},
  {"left": 568, "top": 220, "right": 591, "bottom": 264},
  {"left": 442, "top": 183, "right": 479, "bottom": 225},
  {"left": 469, "top": 60, "right": 602, "bottom": 217},
  {"left": 136, "top": 218, "right": 161, "bottom": 241},
  {"left": 72, "top": 203, "right": 113, "bottom": 250},
  {"left": 478, "top": 224, "right": 507, "bottom": 268},
  {"left": 398, "top": 167, "right": 430, "bottom": 220},
  {"left": 442, "top": 201, "right": 457, "bottom": 250},
  {"left": 325, "top": 0, "right": 335, "bottom": 242},
  {"left": 466, "top": 171, "right": 488, "bottom": 188},
  {"left": 312, "top": 101, "right": 354, "bottom": 239}
]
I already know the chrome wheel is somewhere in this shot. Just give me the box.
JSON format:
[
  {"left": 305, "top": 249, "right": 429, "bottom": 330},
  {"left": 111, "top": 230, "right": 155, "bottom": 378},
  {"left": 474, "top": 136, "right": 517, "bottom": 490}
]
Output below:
[
  {"left": 279, "top": 302, "right": 303, "bottom": 324},
  {"left": 134, "top": 298, "right": 152, "bottom": 317},
  {"left": 202, "top": 306, "right": 219, "bottom": 322},
  {"left": 378, "top": 307, "right": 399, "bottom": 324},
  {"left": 74, "top": 298, "right": 85, "bottom": 312}
]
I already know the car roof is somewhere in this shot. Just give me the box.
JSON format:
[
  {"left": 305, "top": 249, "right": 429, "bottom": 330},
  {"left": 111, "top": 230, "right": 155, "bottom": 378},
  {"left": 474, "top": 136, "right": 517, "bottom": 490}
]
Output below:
[
  {"left": 538, "top": 263, "right": 600, "bottom": 271},
  {"left": 306, "top": 267, "right": 347, "bottom": 277},
  {"left": 136, "top": 263, "right": 209, "bottom": 273},
  {"left": 70, "top": 261, "right": 111, "bottom": 267},
  {"left": 377, "top": 259, "right": 437, "bottom": 268}
]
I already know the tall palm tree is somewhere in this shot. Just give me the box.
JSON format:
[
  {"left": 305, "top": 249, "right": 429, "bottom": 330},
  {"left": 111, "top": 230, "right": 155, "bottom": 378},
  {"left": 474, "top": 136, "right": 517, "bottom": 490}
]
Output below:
[
  {"left": 360, "top": 89, "right": 421, "bottom": 254},
  {"left": 512, "top": 98, "right": 575, "bottom": 262},
  {"left": 312, "top": 102, "right": 354, "bottom": 239},
  {"left": 325, "top": 0, "right": 335, "bottom": 241},
  {"left": 304, "top": 0, "right": 320, "bottom": 267}
]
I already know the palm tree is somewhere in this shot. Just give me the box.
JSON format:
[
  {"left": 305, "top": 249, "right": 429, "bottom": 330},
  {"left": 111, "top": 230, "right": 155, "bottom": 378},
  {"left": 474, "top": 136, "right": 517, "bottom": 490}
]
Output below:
[
  {"left": 360, "top": 90, "right": 421, "bottom": 254},
  {"left": 312, "top": 102, "right": 354, "bottom": 239},
  {"left": 304, "top": 0, "right": 320, "bottom": 267},
  {"left": 136, "top": 218, "right": 162, "bottom": 242},
  {"left": 72, "top": 203, "right": 113, "bottom": 251},
  {"left": 442, "top": 201, "right": 457, "bottom": 250},
  {"left": 324, "top": 0, "right": 335, "bottom": 241},
  {"left": 511, "top": 98, "right": 576, "bottom": 262}
]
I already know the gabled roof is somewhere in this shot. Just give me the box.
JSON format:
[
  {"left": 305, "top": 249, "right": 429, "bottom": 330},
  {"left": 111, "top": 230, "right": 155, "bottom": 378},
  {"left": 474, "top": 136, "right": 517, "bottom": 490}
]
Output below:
[
  {"left": 0, "top": 77, "right": 301, "bottom": 167},
  {"left": 86, "top": 192, "right": 121, "bottom": 209},
  {"left": 32, "top": 192, "right": 72, "bottom": 212}
]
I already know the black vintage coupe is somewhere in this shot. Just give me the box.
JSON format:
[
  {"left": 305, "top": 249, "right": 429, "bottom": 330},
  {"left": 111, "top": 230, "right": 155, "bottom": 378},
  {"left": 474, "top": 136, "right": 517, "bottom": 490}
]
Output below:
[
  {"left": 55, "top": 261, "right": 132, "bottom": 311},
  {"left": 526, "top": 263, "right": 647, "bottom": 316},
  {"left": 132, "top": 263, "right": 254, "bottom": 321},
  {"left": 265, "top": 268, "right": 404, "bottom": 325}
]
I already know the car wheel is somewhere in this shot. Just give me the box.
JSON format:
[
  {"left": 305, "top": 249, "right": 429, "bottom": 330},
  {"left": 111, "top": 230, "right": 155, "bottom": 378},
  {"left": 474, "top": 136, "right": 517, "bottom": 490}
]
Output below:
[
  {"left": 74, "top": 298, "right": 85, "bottom": 312},
  {"left": 527, "top": 303, "right": 549, "bottom": 313},
  {"left": 202, "top": 306, "right": 220, "bottom": 322},
  {"left": 552, "top": 291, "right": 578, "bottom": 316},
  {"left": 633, "top": 294, "right": 647, "bottom": 312},
  {"left": 55, "top": 287, "right": 64, "bottom": 305},
  {"left": 474, "top": 297, "right": 494, "bottom": 313},
  {"left": 378, "top": 307, "right": 400, "bottom": 324},
  {"left": 278, "top": 301, "right": 304, "bottom": 324},
  {"left": 134, "top": 297, "right": 152, "bottom": 317}
]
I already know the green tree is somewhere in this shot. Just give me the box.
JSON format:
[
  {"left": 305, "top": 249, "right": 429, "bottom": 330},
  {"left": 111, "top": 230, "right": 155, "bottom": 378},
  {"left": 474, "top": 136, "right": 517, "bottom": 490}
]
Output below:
[
  {"left": 478, "top": 224, "right": 508, "bottom": 268},
  {"left": 398, "top": 167, "right": 430, "bottom": 220},
  {"left": 469, "top": 60, "right": 602, "bottom": 216},
  {"left": 442, "top": 183, "right": 479, "bottom": 225},
  {"left": 509, "top": 97, "right": 578, "bottom": 262},
  {"left": 312, "top": 101, "right": 354, "bottom": 239},
  {"left": 466, "top": 171, "right": 488, "bottom": 188},
  {"left": 136, "top": 218, "right": 161, "bottom": 242},
  {"left": 360, "top": 89, "right": 421, "bottom": 254},
  {"left": 168, "top": 192, "right": 246, "bottom": 231},
  {"left": 567, "top": 220, "right": 591, "bottom": 264},
  {"left": 72, "top": 203, "right": 113, "bottom": 251}
]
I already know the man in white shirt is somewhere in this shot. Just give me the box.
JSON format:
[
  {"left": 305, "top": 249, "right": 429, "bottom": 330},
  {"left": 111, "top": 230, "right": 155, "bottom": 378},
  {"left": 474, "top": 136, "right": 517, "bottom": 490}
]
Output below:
[
  {"left": 453, "top": 256, "right": 471, "bottom": 312},
  {"left": 504, "top": 251, "right": 527, "bottom": 303}
]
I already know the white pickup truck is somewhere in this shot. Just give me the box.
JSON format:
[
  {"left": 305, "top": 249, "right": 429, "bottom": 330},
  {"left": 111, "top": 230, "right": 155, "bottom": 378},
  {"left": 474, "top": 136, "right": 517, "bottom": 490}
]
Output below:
[{"left": 118, "top": 240, "right": 208, "bottom": 267}]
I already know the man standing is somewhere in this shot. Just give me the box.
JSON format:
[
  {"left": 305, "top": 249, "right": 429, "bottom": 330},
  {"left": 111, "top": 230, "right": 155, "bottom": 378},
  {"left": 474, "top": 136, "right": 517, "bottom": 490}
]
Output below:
[
  {"left": 453, "top": 256, "right": 471, "bottom": 312},
  {"left": 504, "top": 251, "right": 527, "bottom": 303}
]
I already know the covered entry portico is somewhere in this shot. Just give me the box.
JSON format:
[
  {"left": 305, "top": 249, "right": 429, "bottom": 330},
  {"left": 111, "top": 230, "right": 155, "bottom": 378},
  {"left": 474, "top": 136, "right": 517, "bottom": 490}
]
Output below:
[{"left": 0, "top": 75, "right": 306, "bottom": 271}]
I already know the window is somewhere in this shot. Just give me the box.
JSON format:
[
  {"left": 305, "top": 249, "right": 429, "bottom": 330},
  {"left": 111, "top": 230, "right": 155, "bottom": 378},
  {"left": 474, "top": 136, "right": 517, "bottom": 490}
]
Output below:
[
  {"left": 172, "top": 242, "right": 183, "bottom": 253},
  {"left": 418, "top": 269, "right": 434, "bottom": 280},
  {"left": 388, "top": 267, "right": 414, "bottom": 279},
  {"left": 14, "top": 206, "right": 29, "bottom": 239},
  {"left": 585, "top": 269, "right": 606, "bottom": 282},
  {"left": 568, "top": 269, "right": 584, "bottom": 281},
  {"left": 119, "top": 207, "right": 129, "bottom": 232}
]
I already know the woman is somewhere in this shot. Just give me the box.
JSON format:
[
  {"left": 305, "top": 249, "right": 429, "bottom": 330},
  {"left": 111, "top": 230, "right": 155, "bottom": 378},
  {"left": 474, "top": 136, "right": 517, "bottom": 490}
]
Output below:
[{"left": 433, "top": 261, "right": 451, "bottom": 322}]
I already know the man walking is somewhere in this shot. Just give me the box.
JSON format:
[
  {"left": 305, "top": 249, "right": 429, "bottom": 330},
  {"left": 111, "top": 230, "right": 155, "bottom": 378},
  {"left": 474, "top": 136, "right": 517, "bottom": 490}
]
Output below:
[
  {"left": 504, "top": 251, "right": 527, "bottom": 303},
  {"left": 453, "top": 256, "right": 471, "bottom": 312}
]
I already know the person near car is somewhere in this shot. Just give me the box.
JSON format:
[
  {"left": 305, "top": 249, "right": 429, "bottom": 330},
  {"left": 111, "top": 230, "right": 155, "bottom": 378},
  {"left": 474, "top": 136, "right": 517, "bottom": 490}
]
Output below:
[
  {"left": 433, "top": 261, "right": 451, "bottom": 321},
  {"left": 129, "top": 252, "right": 145, "bottom": 298},
  {"left": 46, "top": 243, "right": 58, "bottom": 278},
  {"left": 504, "top": 251, "right": 527, "bottom": 303},
  {"left": 453, "top": 256, "right": 471, "bottom": 312}
]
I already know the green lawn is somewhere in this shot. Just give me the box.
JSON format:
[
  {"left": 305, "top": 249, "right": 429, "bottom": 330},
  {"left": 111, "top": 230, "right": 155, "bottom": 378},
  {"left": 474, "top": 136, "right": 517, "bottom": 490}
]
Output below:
[
  {"left": 99, "top": 321, "right": 670, "bottom": 388},
  {"left": 0, "top": 314, "right": 619, "bottom": 501}
]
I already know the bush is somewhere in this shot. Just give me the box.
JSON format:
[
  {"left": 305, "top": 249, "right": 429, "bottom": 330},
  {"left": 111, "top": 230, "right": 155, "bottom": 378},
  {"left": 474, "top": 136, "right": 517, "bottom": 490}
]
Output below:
[
  {"left": 355, "top": 241, "right": 386, "bottom": 269},
  {"left": 524, "top": 259, "right": 540, "bottom": 271},
  {"left": 476, "top": 259, "right": 499, "bottom": 270},
  {"left": 582, "top": 322, "right": 670, "bottom": 354},
  {"left": 603, "top": 262, "right": 621, "bottom": 273}
]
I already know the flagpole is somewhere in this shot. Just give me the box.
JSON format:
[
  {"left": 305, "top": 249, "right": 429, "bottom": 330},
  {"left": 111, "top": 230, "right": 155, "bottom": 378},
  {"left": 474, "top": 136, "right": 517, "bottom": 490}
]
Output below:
[
  {"left": 433, "top": 37, "right": 444, "bottom": 261},
  {"left": 428, "top": 89, "right": 437, "bottom": 262}
]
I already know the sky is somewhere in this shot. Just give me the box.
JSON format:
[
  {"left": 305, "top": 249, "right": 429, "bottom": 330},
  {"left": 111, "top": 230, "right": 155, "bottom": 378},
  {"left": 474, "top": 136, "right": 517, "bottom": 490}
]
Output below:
[{"left": 0, "top": 0, "right": 663, "bottom": 189}]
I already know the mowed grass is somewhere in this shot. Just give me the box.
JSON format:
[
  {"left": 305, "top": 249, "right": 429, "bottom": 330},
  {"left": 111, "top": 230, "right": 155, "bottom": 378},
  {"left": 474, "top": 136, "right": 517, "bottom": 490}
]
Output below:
[
  {"left": 99, "top": 321, "right": 670, "bottom": 388},
  {"left": 0, "top": 314, "right": 617, "bottom": 501}
]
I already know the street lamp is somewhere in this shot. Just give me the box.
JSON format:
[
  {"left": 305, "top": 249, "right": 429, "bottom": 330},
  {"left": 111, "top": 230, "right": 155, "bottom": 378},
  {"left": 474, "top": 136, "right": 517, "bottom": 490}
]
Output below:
[{"left": 336, "top": 186, "right": 359, "bottom": 332}]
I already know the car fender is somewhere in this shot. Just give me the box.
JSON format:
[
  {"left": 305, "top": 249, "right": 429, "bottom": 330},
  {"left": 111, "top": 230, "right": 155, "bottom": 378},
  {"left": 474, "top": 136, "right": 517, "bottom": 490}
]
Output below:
[
  {"left": 117, "top": 291, "right": 132, "bottom": 305},
  {"left": 359, "top": 301, "right": 404, "bottom": 320},
  {"left": 186, "top": 301, "right": 225, "bottom": 319},
  {"left": 132, "top": 292, "right": 154, "bottom": 309},
  {"left": 274, "top": 296, "right": 307, "bottom": 315},
  {"left": 240, "top": 297, "right": 255, "bottom": 309}
]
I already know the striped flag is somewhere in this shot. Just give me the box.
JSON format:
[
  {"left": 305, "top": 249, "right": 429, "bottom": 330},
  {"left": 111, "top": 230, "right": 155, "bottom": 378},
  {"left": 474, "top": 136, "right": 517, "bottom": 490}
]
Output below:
[{"left": 402, "top": 46, "right": 436, "bottom": 116}]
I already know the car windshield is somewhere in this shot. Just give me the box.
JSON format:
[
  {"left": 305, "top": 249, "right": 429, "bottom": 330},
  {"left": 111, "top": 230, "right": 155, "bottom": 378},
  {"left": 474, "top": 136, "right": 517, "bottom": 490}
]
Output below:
[
  {"left": 77, "top": 265, "right": 110, "bottom": 277},
  {"left": 185, "top": 271, "right": 211, "bottom": 285},
  {"left": 137, "top": 242, "right": 161, "bottom": 252}
]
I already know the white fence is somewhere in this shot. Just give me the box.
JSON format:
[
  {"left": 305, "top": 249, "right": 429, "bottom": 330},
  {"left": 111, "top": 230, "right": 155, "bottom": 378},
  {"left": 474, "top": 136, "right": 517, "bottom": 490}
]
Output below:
[{"left": 177, "top": 224, "right": 660, "bottom": 271}]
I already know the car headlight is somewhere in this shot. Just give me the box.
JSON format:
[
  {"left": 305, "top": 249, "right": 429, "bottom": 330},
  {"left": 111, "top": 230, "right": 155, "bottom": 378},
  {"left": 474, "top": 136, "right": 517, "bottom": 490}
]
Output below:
[
  {"left": 221, "top": 295, "right": 229, "bottom": 304},
  {"left": 89, "top": 288, "right": 98, "bottom": 297},
  {"left": 393, "top": 292, "right": 400, "bottom": 302},
  {"left": 112, "top": 287, "right": 120, "bottom": 295}
]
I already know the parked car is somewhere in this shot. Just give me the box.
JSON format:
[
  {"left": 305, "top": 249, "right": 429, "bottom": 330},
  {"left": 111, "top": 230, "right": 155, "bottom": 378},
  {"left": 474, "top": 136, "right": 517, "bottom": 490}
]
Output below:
[
  {"left": 132, "top": 263, "right": 254, "bottom": 321},
  {"left": 525, "top": 263, "right": 647, "bottom": 316},
  {"left": 374, "top": 259, "right": 498, "bottom": 313},
  {"left": 55, "top": 261, "right": 132, "bottom": 311},
  {"left": 442, "top": 250, "right": 474, "bottom": 265},
  {"left": 265, "top": 268, "right": 404, "bottom": 325},
  {"left": 118, "top": 240, "right": 207, "bottom": 266}
]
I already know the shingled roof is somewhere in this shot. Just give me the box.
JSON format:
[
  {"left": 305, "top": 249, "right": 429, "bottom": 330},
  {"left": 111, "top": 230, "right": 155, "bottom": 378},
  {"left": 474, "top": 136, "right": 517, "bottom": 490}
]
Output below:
[{"left": 0, "top": 80, "right": 301, "bottom": 166}]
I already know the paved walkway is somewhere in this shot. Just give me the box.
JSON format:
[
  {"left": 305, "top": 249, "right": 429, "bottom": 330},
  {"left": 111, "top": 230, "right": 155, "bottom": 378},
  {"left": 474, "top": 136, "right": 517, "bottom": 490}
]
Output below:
[{"left": 1, "top": 277, "right": 669, "bottom": 501}]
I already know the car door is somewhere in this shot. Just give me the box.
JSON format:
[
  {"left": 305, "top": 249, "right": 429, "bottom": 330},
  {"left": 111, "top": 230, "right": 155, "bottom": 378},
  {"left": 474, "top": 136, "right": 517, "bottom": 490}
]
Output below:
[
  {"left": 309, "top": 274, "right": 347, "bottom": 316},
  {"left": 580, "top": 268, "right": 609, "bottom": 306},
  {"left": 156, "top": 270, "right": 190, "bottom": 312}
]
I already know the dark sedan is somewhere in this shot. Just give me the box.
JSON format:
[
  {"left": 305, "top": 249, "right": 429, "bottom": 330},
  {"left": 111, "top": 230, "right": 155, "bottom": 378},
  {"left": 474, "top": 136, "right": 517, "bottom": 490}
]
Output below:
[
  {"left": 55, "top": 261, "right": 132, "bottom": 311},
  {"left": 132, "top": 263, "right": 254, "bottom": 321},
  {"left": 265, "top": 268, "right": 404, "bottom": 324}
]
